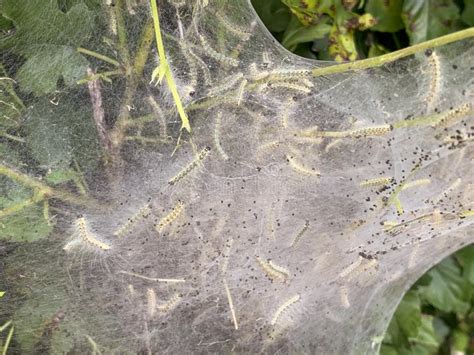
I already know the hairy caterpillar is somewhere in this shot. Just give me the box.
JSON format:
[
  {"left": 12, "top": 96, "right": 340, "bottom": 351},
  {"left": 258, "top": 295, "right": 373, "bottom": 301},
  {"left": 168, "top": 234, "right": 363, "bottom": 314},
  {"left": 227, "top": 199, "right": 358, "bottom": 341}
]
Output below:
[
  {"left": 433, "top": 103, "right": 471, "bottom": 127},
  {"left": 157, "top": 293, "right": 182, "bottom": 313},
  {"left": 359, "top": 177, "right": 393, "bottom": 188},
  {"left": 156, "top": 200, "right": 185, "bottom": 232},
  {"left": 270, "top": 294, "right": 300, "bottom": 326},
  {"left": 207, "top": 73, "right": 244, "bottom": 97},
  {"left": 256, "top": 256, "right": 290, "bottom": 282},
  {"left": 425, "top": 50, "right": 441, "bottom": 113},
  {"left": 168, "top": 146, "right": 211, "bottom": 185},
  {"left": 401, "top": 178, "right": 431, "bottom": 191},
  {"left": 179, "top": 42, "right": 198, "bottom": 89},
  {"left": 339, "top": 256, "right": 363, "bottom": 278},
  {"left": 147, "top": 96, "right": 167, "bottom": 138},
  {"left": 223, "top": 279, "right": 239, "bottom": 330},
  {"left": 147, "top": 288, "right": 157, "bottom": 317},
  {"left": 66, "top": 217, "right": 111, "bottom": 251},
  {"left": 113, "top": 203, "right": 151, "bottom": 237},
  {"left": 199, "top": 35, "right": 239, "bottom": 67},
  {"left": 349, "top": 125, "right": 393, "bottom": 138},
  {"left": 263, "top": 82, "right": 311, "bottom": 94},
  {"left": 286, "top": 154, "right": 321, "bottom": 176},
  {"left": 216, "top": 12, "right": 250, "bottom": 40},
  {"left": 346, "top": 258, "right": 378, "bottom": 281},
  {"left": 214, "top": 113, "right": 229, "bottom": 160},
  {"left": 187, "top": 49, "right": 212, "bottom": 85},
  {"left": 236, "top": 79, "right": 247, "bottom": 105},
  {"left": 291, "top": 220, "right": 309, "bottom": 248}
]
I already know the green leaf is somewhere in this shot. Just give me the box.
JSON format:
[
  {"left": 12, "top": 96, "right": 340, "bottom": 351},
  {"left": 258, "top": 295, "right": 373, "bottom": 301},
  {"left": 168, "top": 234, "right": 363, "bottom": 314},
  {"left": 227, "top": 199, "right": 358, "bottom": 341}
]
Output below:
[
  {"left": 16, "top": 45, "right": 89, "bottom": 96},
  {"left": 401, "top": 0, "right": 463, "bottom": 44},
  {"left": 461, "top": 1, "right": 474, "bottom": 26},
  {"left": 0, "top": 205, "right": 52, "bottom": 242},
  {"left": 365, "top": 0, "right": 404, "bottom": 32},
  {"left": 45, "top": 169, "right": 78, "bottom": 185},
  {"left": 251, "top": 0, "right": 291, "bottom": 32},
  {"left": 0, "top": 291, "right": 4, "bottom": 298},
  {"left": 455, "top": 245, "right": 474, "bottom": 285},
  {"left": 408, "top": 316, "right": 447, "bottom": 351},
  {"left": 417, "top": 257, "right": 471, "bottom": 314},
  {"left": 281, "top": 16, "right": 331, "bottom": 50}
]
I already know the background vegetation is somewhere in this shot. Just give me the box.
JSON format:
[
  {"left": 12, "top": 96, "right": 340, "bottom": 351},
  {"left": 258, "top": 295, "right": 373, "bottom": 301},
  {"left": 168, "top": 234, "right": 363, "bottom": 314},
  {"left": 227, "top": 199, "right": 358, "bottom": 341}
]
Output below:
[{"left": 251, "top": 0, "right": 474, "bottom": 353}]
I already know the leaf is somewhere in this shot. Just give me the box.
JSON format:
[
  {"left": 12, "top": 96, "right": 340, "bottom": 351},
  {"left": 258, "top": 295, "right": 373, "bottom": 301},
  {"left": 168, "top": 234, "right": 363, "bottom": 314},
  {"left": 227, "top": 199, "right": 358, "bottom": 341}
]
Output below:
[
  {"left": 251, "top": 0, "right": 291, "bottom": 32},
  {"left": 281, "top": 16, "right": 331, "bottom": 50},
  {"left": 0, "top": 291, "right": 4, "bottom": 298},
  {"left": 401, "top": 0, "right": 463, "bottom": 44},
  {"left": 45, "top": 169, "right": 78, "bottom": 185},
  {"left": 365, "top": 0, "right": 404, "bottom": 32},
  {"left": 408, "top": 316, "right": 448, "bottom": 351},
  {"left": 282, "top": 0, "right": 334, "bottom": 26},
  {"left": 461, "top": 1, "right": 474, "bottom": 26},
  {"left": 417, "top": 257, "right": 471, "bottom": 314},
  {"left": 0, "top": 205, "right": 52, "bottom": 242},
  {"left": 455, "top": 245, "right": 474, "bottom": 285}
]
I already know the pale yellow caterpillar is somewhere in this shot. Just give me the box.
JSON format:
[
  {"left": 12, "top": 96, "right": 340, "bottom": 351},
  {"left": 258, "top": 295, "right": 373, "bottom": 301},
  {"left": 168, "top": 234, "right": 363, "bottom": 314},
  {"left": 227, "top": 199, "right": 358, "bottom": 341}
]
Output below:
[
  {"left": 264, "top": 82, "right": 311, "bottom": 94},
  {"left": 156, "top": 200, "right": 185, "bottom": 232},
  {"left": 147, "top": 288, "right": 157, "bottom": 317},
  {"left": 286, "top": 154, "right": 321, "bottom": 176},
  {"left": 221, "top": 238, "right": 233, "bottom": 273},
  {"left": 179, "top": 42, "right": 198, "bottom": 89},
  {"left": 346, "top": 258, "right": 378, "bottom": 281},
  {"left": 349, "top": 124, "right": 393, "bottom": 138},
  {"left": 216, "top": 12, "right": 251, "bottom": 40},
  {"left": 270, "top": 294, "right": 300, "bottom": 326},
  {"left": 339, "top": 256, "right": 363, "bottom": 278},
  {"left": 214, "top": 113, "right": 229, "bottom": 160},
  {"left": 236, "top": 79, "right": 247, "bottom": 105},
  {"left": 256, "top": 256, "right": 290, "bottom": 282},
  {"left": 207, "top": 73, "right": 244, "bottom": 97},
  {"left": 433, "top": 103, "right": 471, "bottom": 127},
  {"left": 168, "top": 146, "right": 211, "bottom": 185},
  {"left": 291, "top": 220, "right": 309, "bottom": 248},
  {"left": 157, "top": 293, "right": 182, "bottom": 313},
  {"left": 188, "top": 49, "right": 212, "bottom": 85},
  {"left": 359, "top": 177, "right": 393, "bottom": 188},
  {"left": 113, "top": 203, "right": 151, "bottom": 237},
  {"left": 268, "top": 69, "right": 312, "bottom": 81},
  {"left": 147, "top": 96, "right": 167, "bottom": 138},
  {"left": 257, "top": 140, "right": 282, "bottom": 157},
  {"left": 425, "top": 50, "right": 441, "bottom": 113},
  {"left": 199, "top": 35, "right": 239, "bottom": 67},
  {"left": 223, "top": 279, "right": 239, "bottom": 330},
  {"left": 72, "top": 217, "right": 111, "bottom": 251},
  {"left": 401, "top": 178, "right": 431, "bottom": 191}
]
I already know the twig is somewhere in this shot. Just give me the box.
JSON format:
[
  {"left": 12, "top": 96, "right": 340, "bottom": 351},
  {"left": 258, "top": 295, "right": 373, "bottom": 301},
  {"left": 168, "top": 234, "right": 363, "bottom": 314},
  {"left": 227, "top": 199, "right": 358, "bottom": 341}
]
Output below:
[{"left": 77, "top": 47, "right": 120, "bottom": 67}]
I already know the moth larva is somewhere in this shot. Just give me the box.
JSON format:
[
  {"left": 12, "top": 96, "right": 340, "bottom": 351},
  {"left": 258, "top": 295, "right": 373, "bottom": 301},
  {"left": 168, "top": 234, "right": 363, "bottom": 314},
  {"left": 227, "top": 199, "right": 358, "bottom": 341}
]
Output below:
[
  {"left": 188, "top": 49, "right": 212, "bottom": 85},
  {"left": 270, "top": 294, "right": 300, "bottom": 326},
  {"left": 257, "top": 141, "right": 282, "bottom": 157},
  {"left": 359, "top": 177, "right": 393, "bottom": 188},
  {"left": 221, "top": 238, "right": 233, "bottom": 273},
  {"left": 346, "top": 258, "right": 378, "bottom": 281},
  {"left": 74, "top": 217, "right": 111, "bottom": 251},
  {"left": 214, "top": 113, "right": 229, "bottom": 160},
  {"left": 147, "top": 288, "right": 157, "bottom": 317},
  {"left": 156, "top": 200, "right": 185, "bottom": 232},
  {"left": 207, "top": 73, "right": 244, "bottom": 97},
  {"left": 113, "top": 203, "right": 151, "bottom": 237},
  {"left": 340, "top": 286, "right": 350, "bottom": 309},
  {"left": 401, "top": 178, "right": 431, "bottom": 191},
  {"left": 199, "top": 35, "right": 239, "bottom": 67},
  {"left": 286, "top": 154, "right": 321, "bottom": 176},
  {"left": 339, "top": 256, "right": 363, "bottom": 278},
  {"left": 268, "top": 69, "right": 312, "bottom": 81},
  {"left": 216, "top": 12, "right": 250, "bottom": 40},
  {"left": 256, "top": 257, "right": 290, "bottom": 282},
  {"left": 168, "top": 146, "right": 211, "bottom": 185},
  {"left": 223, "top": 279, "right": 239, "bottom": 330},
  {"left": 291, "top": 220, "right": 309, "bottom": 248},
  {"left": 349, "top": 124, "right": 393, "bottom": 137},
  {"left": 236, "top": 79, "right": 247, "bottom": 105},
  {"left": 157, "top": 293, "right": 182, "bottom": 313},
  {"left": 147, "top": 96, "right": 167, "bottom": 138},
  {"left": 425, "top": 50, "right": 441, "bottom": 113},
  {"left": 179, "top": 42, "right": 198, "bottom": 89},
  {"left": 264, "top": 82, "right": 311, "bottom": 94},
  {"left": 433, "top": 103, "right": 471, "bottom": 127}
]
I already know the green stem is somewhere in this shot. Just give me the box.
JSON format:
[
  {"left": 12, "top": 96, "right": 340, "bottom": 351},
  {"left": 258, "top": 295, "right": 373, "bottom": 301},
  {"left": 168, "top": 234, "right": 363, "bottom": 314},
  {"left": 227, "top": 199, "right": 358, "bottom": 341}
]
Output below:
[
  {"left": 150, "top": 0, "right": 191, "bottom": 133},
  {"left": 2, "top": 325, "right": 14, "bottom": 355},
  {"left": 77, "top": 47, "right": 120, "bottom": 67},
  {"left": 114, "top": 0, "right": 130, "bottom": 66},
  {"left": 311, "top": 28, "right": 474, "bottom": 77},
  {"left": 0, "top": 132, "right": 25, "bottom": 143},
  {"left": 77, "top": 69, "right": 123, "bottom": 84}
]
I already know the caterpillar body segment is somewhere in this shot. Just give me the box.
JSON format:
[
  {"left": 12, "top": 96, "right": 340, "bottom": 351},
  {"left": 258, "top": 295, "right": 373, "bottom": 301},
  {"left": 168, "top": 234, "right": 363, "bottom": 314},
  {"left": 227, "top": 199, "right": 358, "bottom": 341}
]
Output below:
[
  {"left": 236, "top": 79, "right": 247, "bottom": 105},
  {"left": 113, "top": 203, "right": 151, "bottom": 237},
  {"left": 401, "top": 178, "right": 431, "bottom": 191},
  {"left": 156, "top": 201, "right": 185, "bottom": 232},
  {"left": 168, "top": 146, "right": 211, "bottom": 185},
  {"left": 179, "top": 42, "right": 198, "bottom": 88},
  {"left": 286, "top": 154, "right": 321, "bottom": 177},
  {"left": 216, "top": 12, "right": 251, "bottom": 40},
  {"left": 349, "top": 124, "right": 393, "bottom": 138},
  {"left": 263, "top": 82, "right": 312, "bottom": 94},
  {"left": 71, "top": 217, "right": 111, "bottom": 251},
  {"left": 359, "top": 177, "right": 393, "bottom": 188},
  {"left": 199, "top": 35, "right": 239, "bottom": 67},
  {"left": 433, "top": 103, "right": 471, "bottom": 127},
  {"left": 270, "top": 294, "right": 300, "bottom": 326},
  {"left": 291, "top": 220, "right": 309, "bottom": 248},
  {"left": 214, "top": 113, "right": 229, "bottom": 160},
  {"left": 157, "top": 293, "right": 182, "bottom": 313},
  {"left": 425, "top": 50, "right": 441, "bottom": 113},
  {"left": 339, "top": 256, "right": 363, "bottom": 278},
  {"left": 207, "top": 73, "right": 244, "bottom": 97},
  {"left": 188, "top": 49, "right": 212, "bottom": 85},
  {"left": 256, "top": 257, "right": 290, "bottom": 282},
  {"left": 147, "top": 288, "right": 157, "bottom": 317},
  {"left": 147, "top": 96, "right": 167, "bottom": 138}
]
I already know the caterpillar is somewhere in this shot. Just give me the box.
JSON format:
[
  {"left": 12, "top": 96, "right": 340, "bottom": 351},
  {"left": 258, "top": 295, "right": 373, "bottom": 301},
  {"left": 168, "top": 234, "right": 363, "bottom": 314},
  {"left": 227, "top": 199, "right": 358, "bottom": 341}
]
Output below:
[
  {"left": 257, "top": 140, "right": 282, "bottom": 157},
  {"left": 73, "top": 217, "right": 111, "bottom": 251},
  {"left": 433, "top": 103, "right": 471, "bottom": 127},
  {"left": 157, "top": 293, "right": 182, "bottom": 313},
  {"left": 291, "top": 220, "right": 309, "bottom": 248},
  {"left": 268, "top": 69, "right": 312, "bottom": 81},
  {"left": 270, "top": 294, "right": 300, "bottom": 326},
  {"left": 339, "top": 256, "right": 363, "bottom": 278},
  {"left": 263, "top": 82, "right": 312, "bottom": 94},
  {"left": 256, "top": 256, "right": 290, "bottom": 282},
  {"left": 221, "top": 238, "right": 233, "bottom": 273},
  {"left": 425, "top": 50, "right": 441, "bottom": 113},
  {"left": 147, "top": 288, "right": 157, "bottom": 317},
  {"left": 187, "top": 49, "right": 212, "bottom": 85},
  {"left": 340, "top": 286, "right": 350, "bottom": 309},
  {"left": 156, "top": 200, "right": 185, "bottom": 232},
  {"left": 147, "top": 96, "right": 167, "bottom": 138},
  {"left": 207, "top": 73, "right": 244, "bottom": 97},
  {"left": 168, "top": 146, "right": 211, "bottom": 185},
  {"left": 359, "top": 177, "right": 393, "bottom": 188},
  {"left": 113, "top": 203, "right": 151, "bottom": 237},
  {"left": 214, "top": 113, "right": 229, "bottom": 160},
  {"left": 199, "top": 35, "right": 239, "bottom": 67},
  {"left": 236, "top": 79, "right": 247, "bottom": 105},
  {"left": 286, "top": 154, "right": 321, "bottom": 176},
  {"left": 216, "top": 12, "right": 250, "bottom": 40},
  {"left": 349, "top": 124, "right": 393, "bottom": 138},
  {"left": 346, "top": 258, "right": 378, "bottom": 281},
  {"left": 179, "top": 42, "right": 198, "bottom": 89},
  {"left": 401, "top": 178, "right": 431, "bottom": 191},
  {"left": 223, "top": 279, "right": 239, "bottom": 330}
]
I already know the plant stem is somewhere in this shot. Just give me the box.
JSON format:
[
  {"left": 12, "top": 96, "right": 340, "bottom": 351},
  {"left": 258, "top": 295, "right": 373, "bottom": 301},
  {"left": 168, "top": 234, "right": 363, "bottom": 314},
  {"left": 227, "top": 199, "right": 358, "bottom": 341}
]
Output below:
[
  {"left": 0, "top": 132, "right": 25, "bottom": 143},
  {"left": 77, "top": 47, "right": 120, "bottom": 67},
  {"left": 113, "top": 0, "right": 131, "bottom": 66},
  {"left": 311, "top": 28, "right": 474, "bottom": 77}
]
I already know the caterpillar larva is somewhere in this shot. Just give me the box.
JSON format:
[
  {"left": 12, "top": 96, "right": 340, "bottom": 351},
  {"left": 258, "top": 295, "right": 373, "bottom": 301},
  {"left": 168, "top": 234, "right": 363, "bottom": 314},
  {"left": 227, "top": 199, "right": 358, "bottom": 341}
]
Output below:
[
  {"left": 340, "top": 286, "right": 350, "bottom": 309},
  {"left": 199, "top": 35, "right": 239, "bottom": 67},
  {"left": 264, "top": 82, "right": 311, "bottom": 94},
  {"left": 236, "top": 79, "right": 247, "bottom": 105},
  {"left": 223, "top": 279, "right": 239, "bottom": 330},
  {"left": 188, "top": 49, "right": 212, "bottom": 85},
  {"left": 425, "top": 49, "right": 441, "bottom": 113},
  {"left": 147, "top": 288, "right": 157, "bottom": 317},
  {"left": 286, "top": 154, "right": 321, "bottom": 176},
  {"left": 157, "top": 293, "right": 182, "bottom": 313},
  {"left": 113, "top": 203, "right": 151, "bottom": 237},
  {"left": 214, "top": 113, "right": 229, "bottom": 160},
  {"left": 147, "top": 96, "right": 167, "bottom": 138},
  {"left": 359, "top": 177, "right": 393, "bottom": 188},
  {"left": 268, "top": 69, "right": 312, "bottom": 81},
  {"left": 270, "top": 294, "right": 300, "bottom": 326},
  {"left": 291, "top": 220, "right": 309, "bottom": 248},
  {"left": 156, "top": 200, "right": 185, "bottom": 232},
  {"left": 221, "top": 238, "right": 233, "bottom": 273},
  {"left": 401, "top": 178, "right": 431, "bottom": 191},
  {"left": 207, "top": 73, "right": 244, "bottom": 97},
  {"left": 168, "top": 146, "right": 211, "bottom": 185},
  {"left": 72, "top": 217, "right": 111, "bottom": 251},
  {"left": 346, "top": 258, "right": 378, "bottom": 281},
  {"left": 349, "top": 124, "right": 393, "bottom": 137},
  {"left": 433, "top": 103, "right": 471, "bottom": 127},
  {"left": 179, "top": 42, "right": 198, "bottom": 89},
  {"left": 257, "top": 140, "right": 282, "bottom": 157},
  {"left": 339, "top": 256, "right": 363, "bottom": 278},
  {"left": 256, "top": 256, "right": 290, "bottom": 282},
  {"left": 216, "top": 12, "right": 251, "bottom": 40}
]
